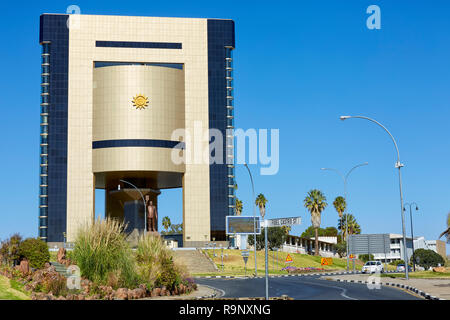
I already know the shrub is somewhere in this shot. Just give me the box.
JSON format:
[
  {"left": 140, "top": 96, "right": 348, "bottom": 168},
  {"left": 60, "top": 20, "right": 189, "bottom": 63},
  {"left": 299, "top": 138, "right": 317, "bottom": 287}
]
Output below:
[
  {"left": 42, "top": 274, "right": 68, "bottom": 297},
  {"left": 135, "top": 234, "right": 186, "bottom": 290},
  {"left": 389, "top": 259, "right": 405, "bottom": 266},
  {"left": 411, "top": 249, "right": 445, "bottom": 270},
  {"left": 72, "top": 218, "right": 138, "bottom": 288},
  {"left": 359, "top": 254, "right": 374, "bottom": 263},
  {"left": 18, "top": 238, "right": 50, "bottom": 269},
  {"left": 0, "top": 233, "right": 22, "bottom": 266},
  {"left": 335, "top": 242, "right": 347, "bottom": 258}
]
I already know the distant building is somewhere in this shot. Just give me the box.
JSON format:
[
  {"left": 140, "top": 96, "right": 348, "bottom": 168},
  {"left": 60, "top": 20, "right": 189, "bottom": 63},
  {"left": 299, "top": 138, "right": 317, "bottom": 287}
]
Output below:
[
  {"left": 282, "top": 234, "right": 338, "bottom": 258},
  {"left": 414, "top": 238, "right": 447, "bottom": 260},
  {"left": 316, "top": 236, "right": 337, "bottom": 244},
  {"left": 372, "top": 234, "right": 447, "bottom": 263}
]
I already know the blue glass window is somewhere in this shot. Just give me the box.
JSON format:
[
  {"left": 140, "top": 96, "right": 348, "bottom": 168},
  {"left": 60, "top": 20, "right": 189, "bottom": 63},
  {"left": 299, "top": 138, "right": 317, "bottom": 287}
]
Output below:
[
  {"left": 41, "top": 95, "right": 49, "bottom": 104},
  {"left": 96, "top": 41, "right": 182, "bottom": 49},
  {"left": 42, "top": 55, "right": 50, "bottom": 64},
  {"left": 40, "top": 165, "right": 48, "bottom": 175},
  {"left": 92, "top": 139, "right": 184, "bottom": 149},
  {"left": 40, "top": 175, "right": 48, "bottom": 185},
  {"left": 40, "top": 145, "right": 48, "bottom": 154},
  {"left": 42, "top": 65, "right": 50, "bottom": 74},
  {"left": 39, "top": 197, "right": 48, "bottom": 206}
]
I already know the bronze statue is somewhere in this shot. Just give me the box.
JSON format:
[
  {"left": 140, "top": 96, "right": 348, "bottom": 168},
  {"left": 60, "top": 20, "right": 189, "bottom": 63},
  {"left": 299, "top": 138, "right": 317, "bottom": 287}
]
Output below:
[{"left": 145, "top": 195, "right": 158, "bottom": 232}]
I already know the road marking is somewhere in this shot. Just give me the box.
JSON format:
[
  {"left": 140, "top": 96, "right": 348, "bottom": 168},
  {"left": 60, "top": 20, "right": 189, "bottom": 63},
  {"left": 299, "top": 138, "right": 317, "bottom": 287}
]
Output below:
[{"left": 301, "top": 279, "right": 358, "bottom": 300}]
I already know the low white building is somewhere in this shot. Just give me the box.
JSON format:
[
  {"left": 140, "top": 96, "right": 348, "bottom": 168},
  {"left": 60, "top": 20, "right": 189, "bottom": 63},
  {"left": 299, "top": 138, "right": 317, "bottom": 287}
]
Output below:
[{"left": 281, "top": 235, "right": 338, "bottom": 258}]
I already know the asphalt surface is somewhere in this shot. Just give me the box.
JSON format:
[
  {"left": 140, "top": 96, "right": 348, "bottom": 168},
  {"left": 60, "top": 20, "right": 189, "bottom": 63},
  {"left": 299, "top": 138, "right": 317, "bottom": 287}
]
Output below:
[{"left": 195, "top": 275, "right": 422, "bottom": 300}]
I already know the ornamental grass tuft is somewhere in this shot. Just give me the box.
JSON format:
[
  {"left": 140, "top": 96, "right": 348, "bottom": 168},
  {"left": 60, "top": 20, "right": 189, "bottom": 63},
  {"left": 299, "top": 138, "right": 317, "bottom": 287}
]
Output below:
[{"left": 72, "top": 218, "right": 138, "bottom": 288}]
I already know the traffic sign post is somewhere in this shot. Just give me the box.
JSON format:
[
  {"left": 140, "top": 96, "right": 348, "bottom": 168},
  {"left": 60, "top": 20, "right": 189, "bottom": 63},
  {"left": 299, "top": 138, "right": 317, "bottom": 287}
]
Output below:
[
  {"left": 262, "top": 217, "right": 302, "bottom": 300},
  {"left": 264, "top": 220, "right": 269, "bottom": 300},
  {"left": 241, "top": 250, "right": 249, "bottom": 277},
  {"left": 266, "top": 217, "right": 301, "bottom": 227},
  {"left": 320, "top": 258, "right": 333, "bottom": 266},
  {"left": 285, "top": 254, "right": 293, "bottom": 264}
]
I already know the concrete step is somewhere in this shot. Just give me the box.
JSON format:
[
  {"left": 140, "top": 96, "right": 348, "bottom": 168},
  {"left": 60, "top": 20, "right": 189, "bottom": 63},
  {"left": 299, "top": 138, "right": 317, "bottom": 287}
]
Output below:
[
  {"left": 173, "top": 249, "right": 217, "bottom": 274},
  {"left": 51, "top": 262, "right": 68, "bottom": 275}
]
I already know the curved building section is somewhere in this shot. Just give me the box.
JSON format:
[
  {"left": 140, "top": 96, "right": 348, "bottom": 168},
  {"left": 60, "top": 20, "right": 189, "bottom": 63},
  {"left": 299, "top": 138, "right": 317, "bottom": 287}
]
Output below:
[{"left": 92, "top": 64, "right": 185, "bottom": 189}]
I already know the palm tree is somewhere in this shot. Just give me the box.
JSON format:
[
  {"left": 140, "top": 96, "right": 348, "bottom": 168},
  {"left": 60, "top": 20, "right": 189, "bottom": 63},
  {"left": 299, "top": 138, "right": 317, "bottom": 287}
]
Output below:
[
  {"left": 338, "top": 214, "right": 361, "bottom": 238},
  {"left": 255, "top": 193, "right": 268, "bottom": 219},
  {"left": 281, "top": 226, "right": 291, "bottom": 235},
  {"left": 439, "top": 212, "right": 450, "bottom": 243},
  {"left": 333, "top": 196, "right": 346, "bottom": 242},
  {"left": 235, "top": 198, "right": 243, "bottom": 216},
  {"left": 303, "top": 189, "right": 328, "bottom": 256},
  {"left": 162, "top": 216, "right": 171, "bottom": 233}
]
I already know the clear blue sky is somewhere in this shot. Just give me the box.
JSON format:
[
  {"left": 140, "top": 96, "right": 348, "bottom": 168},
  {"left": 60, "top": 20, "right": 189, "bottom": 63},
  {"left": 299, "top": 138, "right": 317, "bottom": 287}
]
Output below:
[{"left": 1, "top": 1, "right": 449, "bottom": 254}]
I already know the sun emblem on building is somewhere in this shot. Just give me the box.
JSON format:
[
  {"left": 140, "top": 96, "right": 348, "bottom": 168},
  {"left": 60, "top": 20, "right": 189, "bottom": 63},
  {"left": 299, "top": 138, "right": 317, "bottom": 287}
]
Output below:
[{"left": 132, "top": 94, "right": 149, "bottom": 110}]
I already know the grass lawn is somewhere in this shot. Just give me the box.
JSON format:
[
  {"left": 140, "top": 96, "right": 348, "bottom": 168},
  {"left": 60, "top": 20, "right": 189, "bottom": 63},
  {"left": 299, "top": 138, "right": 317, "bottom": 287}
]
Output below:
[
  {"left": 0, "top": 275, "right": 30, "bottom": 300},
  {"left": 198, "top": 249, "right": 370, "bottom": 276},
  {"left": 381, "top": 271, "right": 450, "bottom": 279}
]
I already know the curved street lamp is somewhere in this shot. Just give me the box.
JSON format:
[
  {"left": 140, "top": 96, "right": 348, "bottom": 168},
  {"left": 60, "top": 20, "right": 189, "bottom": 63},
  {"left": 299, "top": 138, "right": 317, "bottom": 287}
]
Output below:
[
  {"left": 244, "top": 163, "right": 258, "bottom": 276},
  {"left": 404, "top": 202, "right": 419, "bottom": 271},
  {"left": 340, "top": 115, "right": 409, "bottom": 279},
  {"left": 321, "top": 162, "right": 368, "bottom": 271},
  {"left": 118, "top": 179, "right": 147, "bottom": 235}
]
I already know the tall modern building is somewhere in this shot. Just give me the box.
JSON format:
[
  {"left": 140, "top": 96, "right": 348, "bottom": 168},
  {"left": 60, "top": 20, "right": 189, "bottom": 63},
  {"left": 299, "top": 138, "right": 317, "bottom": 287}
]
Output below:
[{"left": 39, "top": 14, "right": 235, "bottom": 246}]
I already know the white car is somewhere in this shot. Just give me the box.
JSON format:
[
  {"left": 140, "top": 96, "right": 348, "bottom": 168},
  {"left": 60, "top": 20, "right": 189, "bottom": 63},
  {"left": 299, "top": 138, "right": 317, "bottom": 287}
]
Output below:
[{"left": 361, "top": 261, "right": 384, "bottom": 274}]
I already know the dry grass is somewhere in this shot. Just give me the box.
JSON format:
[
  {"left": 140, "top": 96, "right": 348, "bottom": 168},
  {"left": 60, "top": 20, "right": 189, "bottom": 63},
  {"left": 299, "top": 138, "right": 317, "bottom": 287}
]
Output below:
[
  {"left": 135, "top": 234, "right": 187, "bottom": 290},
  {"left": 200, "top": 249, "right": 373, "bottom": 276}
]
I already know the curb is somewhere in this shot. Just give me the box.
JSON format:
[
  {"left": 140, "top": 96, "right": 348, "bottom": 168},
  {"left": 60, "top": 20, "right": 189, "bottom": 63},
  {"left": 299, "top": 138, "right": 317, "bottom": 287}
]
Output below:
[
  {"left": 195, "top": 292, "right": 218, "bottom": 299},
  {"left": 194, "top": 270, "right": 402, "bottom": 279},
  {"left": 198, "top": 249, "right": 219, "bottom": 272},
  {"left": 330, "top": 277, "right": 444, "bottom": 300},
  {"left": 195, "top": 284, "right": 224, "bottom": 299}
]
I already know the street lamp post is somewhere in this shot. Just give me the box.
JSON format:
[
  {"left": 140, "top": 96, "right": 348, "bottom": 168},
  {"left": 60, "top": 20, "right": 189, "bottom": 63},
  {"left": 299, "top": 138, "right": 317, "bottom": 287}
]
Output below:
[
  {"left": 321, "top": 162, "right": 368, "bottom": 272},
  {"left": 404, "top": 202, "right": 419, "bottom": 272},
  {"left": 118, "top": 179, "right": 147, "bottom": 235},
  {"left": 340, "top": 115, "right": 409, "bottom": 279},
  {"left": 244, "top": 163, "right": 258, "bottom": 276}
]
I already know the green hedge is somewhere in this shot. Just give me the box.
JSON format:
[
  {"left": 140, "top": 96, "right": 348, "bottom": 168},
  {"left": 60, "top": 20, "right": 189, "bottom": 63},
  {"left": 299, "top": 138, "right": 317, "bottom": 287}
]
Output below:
[
  {"left": 411, "top": 249, "right": 445, "bottom": 270},
  {"left": 18, "top": 238, "right": 50, "bottom": 269}
]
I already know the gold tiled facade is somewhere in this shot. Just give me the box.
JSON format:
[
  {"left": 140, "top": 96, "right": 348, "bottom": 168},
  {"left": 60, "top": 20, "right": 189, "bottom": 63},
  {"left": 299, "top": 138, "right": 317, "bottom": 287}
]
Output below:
[{"left": 66, "top": 15, "right": 211, "bottom": 242}]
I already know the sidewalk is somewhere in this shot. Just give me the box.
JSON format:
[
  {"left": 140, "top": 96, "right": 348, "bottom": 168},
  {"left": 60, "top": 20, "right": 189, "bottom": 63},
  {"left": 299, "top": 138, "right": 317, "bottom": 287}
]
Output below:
[{"left": 320, "top": 273, "right": 450, "bottom": 300}]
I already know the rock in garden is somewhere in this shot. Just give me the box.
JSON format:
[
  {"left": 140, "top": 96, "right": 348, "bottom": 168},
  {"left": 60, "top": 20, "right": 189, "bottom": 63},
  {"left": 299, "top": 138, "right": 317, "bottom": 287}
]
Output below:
[
  {"left": 19, "top": 260, "right": 30, "bottom": 275},
  {"left": 179, "top": 284, "right": 185, "bottom": 294},
  {"left": 115, "top": 288, "right": 128, "bottom": 300},
  {"left": 57, "top": 248, "right": 66, "bottom": 263},
  {"left": 134, "top": 288, "right": 146, "bottom": 299}
]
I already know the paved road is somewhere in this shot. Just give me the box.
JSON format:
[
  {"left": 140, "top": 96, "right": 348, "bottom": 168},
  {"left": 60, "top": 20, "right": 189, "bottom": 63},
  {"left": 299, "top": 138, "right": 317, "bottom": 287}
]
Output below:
[{"left": 195, "top": 275, "right": 422, "bottom": 300}]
